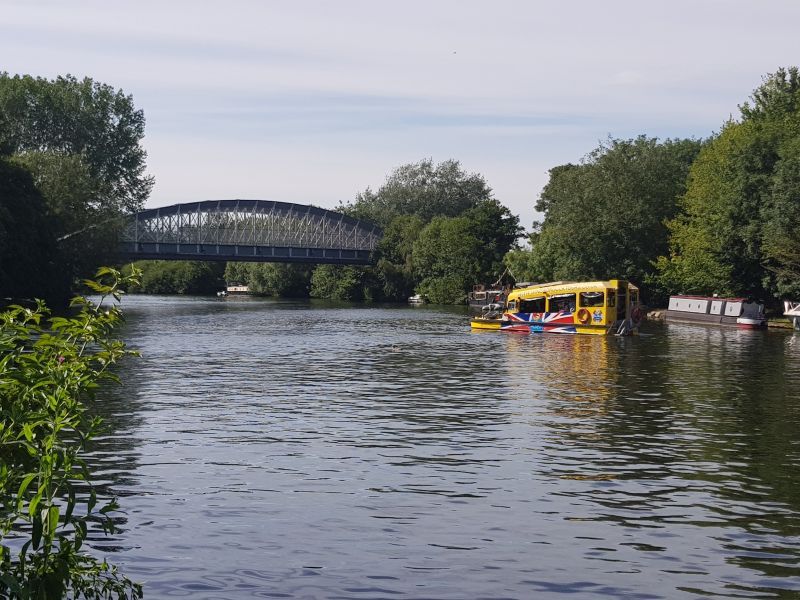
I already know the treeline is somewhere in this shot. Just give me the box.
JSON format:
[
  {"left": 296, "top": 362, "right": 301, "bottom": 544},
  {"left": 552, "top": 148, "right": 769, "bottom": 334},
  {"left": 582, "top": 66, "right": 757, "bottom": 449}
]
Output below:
[
  {"left": 4, "top": 68, "right": 799, "bottom": 308},
  {"left": 0, "top": 73, "right": 151, "bottom": 304},
  {"left": 508, "top": 67, "right": 800, "bottom": 306},
  {"left": 217, "top": 159, "right": 521, "bottom": 304}
]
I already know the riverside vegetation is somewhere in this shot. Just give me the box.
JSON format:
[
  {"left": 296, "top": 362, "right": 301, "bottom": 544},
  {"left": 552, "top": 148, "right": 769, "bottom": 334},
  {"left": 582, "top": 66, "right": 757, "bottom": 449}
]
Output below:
[{"left": 0, "top": 267, "right": 142, "bottom": 598}]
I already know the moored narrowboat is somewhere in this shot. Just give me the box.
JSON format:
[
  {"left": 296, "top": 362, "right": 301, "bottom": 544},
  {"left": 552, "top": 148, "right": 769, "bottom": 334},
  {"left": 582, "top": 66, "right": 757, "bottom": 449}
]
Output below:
[
  {"left": 665, "top": 296, "right": 766, "bottom": 329},
  {"left": 498, "top": 280, "right": 642, "bottom": 336}
]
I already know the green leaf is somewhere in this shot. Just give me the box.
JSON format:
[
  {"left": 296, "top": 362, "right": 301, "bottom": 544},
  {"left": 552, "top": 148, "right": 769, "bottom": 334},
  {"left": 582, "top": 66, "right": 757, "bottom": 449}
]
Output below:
[{"left": 48, "top": 505, "right": 60, "bottom": 537}]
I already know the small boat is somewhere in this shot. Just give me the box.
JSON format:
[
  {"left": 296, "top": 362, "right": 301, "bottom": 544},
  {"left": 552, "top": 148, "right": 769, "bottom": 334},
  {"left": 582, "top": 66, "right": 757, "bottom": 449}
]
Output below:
[
  {"left": 467, "top": 284, "right": 506, "bottom": 312},
  {"left": 488, "top": 280, "right": 642, "bottom": 336},
  {"left": 408, "top": 294, "right": 425, "bottom": 305},
  {"left": 216, "top": 290, "right": 228, "bottom": 297},
  {"left": 470, "top": 303, "right": 504, "bottom": 330},
  {"left": 666, "top": 295, "right": 766, "bottom": 329},
  {"left": 784, "top": 300, "right": 800, "bottom": 330}
]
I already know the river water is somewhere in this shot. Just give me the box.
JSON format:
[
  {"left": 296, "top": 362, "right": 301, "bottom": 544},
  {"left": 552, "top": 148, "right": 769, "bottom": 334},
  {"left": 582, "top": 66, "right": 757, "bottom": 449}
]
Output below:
[{"left": 90, "top": 295, "right": 800, "bottom": 599}]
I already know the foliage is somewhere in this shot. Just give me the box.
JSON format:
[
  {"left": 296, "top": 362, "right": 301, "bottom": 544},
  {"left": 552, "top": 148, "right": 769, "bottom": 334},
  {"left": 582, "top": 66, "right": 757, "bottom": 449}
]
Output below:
[
  {"left": 224, "top": 263, "right": 312, "bottom": 297},
  {"left": 0, "top": 73, "right": 153, "bottom": 303},
  {"left": 513, "top": 136, "right": 702, "bottom": 304},
  {"left": 11, "top": 152, "right": 123, "bottom": 300},
  {"left": 0, "top": 267, "right": 142, "bottom": 599},
  {"left": 327, "top": 159, "right": 519, "bottom": 304},
  {"left": 0, "top": 158, "right": 66, "bottom": 303},
  {"left": 0, "top": 73, "right": 153, "bottom": 213},
  {"left": 657, "top": 67, "right": 800, "bottom": 299},
  {"left": 127, "top": 260, "right": 225, "bottom": 295},
  {"left": 309, "top": 265, "right": 372, "bottom": 301},
  {"left": 342, "top": 158, "right": 494, "bottom": 228}
]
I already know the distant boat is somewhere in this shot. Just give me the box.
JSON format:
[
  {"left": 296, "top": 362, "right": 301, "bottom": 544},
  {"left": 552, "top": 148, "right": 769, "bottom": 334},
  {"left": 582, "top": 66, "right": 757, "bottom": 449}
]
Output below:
[
  {"left": 666, "top": 295, "right": 766, "bottom": 329},
  {"left": 467, "top": 284, "right": 506, "bottom": 312},
  {"left": 408, "top": 294, "right": 425, "bottom": 305}
]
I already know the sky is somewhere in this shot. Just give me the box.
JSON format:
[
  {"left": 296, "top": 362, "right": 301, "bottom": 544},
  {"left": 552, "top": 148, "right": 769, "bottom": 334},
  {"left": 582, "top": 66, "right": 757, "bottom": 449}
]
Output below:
[{"left": 2, "top": 0, "right": 799, "bottom": 229}]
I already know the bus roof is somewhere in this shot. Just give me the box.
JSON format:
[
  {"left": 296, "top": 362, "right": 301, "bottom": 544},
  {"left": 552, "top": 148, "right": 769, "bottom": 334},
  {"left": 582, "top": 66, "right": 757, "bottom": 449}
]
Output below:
[{"left": 508, "top": 280, "right": 638, "bottom": 300}]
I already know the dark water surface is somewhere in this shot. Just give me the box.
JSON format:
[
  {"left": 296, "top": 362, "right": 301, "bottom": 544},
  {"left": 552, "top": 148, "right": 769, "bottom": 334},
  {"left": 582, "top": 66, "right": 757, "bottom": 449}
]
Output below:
[{"left": 91, "top": 295, "right": 800, "bottom": 599}]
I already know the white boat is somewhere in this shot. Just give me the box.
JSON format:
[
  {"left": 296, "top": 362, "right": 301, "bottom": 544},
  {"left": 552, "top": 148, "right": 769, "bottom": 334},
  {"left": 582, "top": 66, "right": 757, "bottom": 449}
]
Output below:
[
  {"left": 666, "top": 295, "right": 766, "bottom": 329},
  {"left": 408, "top": 294, "right": 425, "bottom": 305},
  {"left": 784, "top": 300, "right": 800, "bottom": 330}
]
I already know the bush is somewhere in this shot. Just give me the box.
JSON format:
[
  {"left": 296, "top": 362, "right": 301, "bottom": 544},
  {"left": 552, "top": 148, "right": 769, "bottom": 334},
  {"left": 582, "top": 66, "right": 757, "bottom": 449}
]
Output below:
[{"left": 0, "top": 267, "right": 142, "bottom": 598}]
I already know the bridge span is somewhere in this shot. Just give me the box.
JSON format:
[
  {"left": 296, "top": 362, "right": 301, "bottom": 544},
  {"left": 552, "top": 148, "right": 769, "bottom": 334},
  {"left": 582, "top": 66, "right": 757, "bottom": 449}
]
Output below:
[{"left": 119, "top": 200, "right": 382, "bottom": 265}]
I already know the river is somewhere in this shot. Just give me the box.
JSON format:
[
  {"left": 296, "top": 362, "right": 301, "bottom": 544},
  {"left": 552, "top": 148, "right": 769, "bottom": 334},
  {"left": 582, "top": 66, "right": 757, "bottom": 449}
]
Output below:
[{"left": 90, "top": 295, "right": 800, "bottom": 599}]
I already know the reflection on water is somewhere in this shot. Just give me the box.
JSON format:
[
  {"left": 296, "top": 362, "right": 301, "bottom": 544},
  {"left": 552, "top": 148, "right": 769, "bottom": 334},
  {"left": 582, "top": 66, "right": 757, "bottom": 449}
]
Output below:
[{"left": 89, "top": 297, "right": 800, "bottom": 599}]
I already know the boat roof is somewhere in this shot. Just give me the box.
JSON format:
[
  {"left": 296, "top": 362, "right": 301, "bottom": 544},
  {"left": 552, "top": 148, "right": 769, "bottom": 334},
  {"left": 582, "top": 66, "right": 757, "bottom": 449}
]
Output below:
[
  {"left": 670, "top": 295, "right": 747, "bottom": 302},
  {"left": 508, "top": 280, "right": 638, "bottom": 299}
]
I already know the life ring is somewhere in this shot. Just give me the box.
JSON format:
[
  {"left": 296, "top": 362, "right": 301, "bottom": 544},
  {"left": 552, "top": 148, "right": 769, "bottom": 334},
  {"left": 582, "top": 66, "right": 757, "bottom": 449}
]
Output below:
[
  {"left": 631, "top": 306, "right": 643, "bottom": 324},
  {"left": 577, "top": 308, "right": 591, "bottom": 324}
]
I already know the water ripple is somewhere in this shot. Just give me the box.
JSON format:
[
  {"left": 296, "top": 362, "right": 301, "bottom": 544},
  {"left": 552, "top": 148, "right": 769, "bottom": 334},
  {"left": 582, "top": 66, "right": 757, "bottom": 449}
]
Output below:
[{"left": 82, "top": 297, "right": 800, "bottom": 599}]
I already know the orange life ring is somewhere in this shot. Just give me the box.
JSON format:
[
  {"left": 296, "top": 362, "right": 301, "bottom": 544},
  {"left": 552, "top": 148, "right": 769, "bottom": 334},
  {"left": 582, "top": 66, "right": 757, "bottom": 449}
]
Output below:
[{"left": 577, "top": 308, "right": 591, "bottom": 324}]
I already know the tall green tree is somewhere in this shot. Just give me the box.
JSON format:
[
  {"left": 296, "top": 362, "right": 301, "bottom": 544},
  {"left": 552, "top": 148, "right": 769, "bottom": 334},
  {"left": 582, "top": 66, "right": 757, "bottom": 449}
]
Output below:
[
  {"left": 0, "top": 73, "right": 153, "bottom": 300},
  {"left": 657, "top": 67, "right": 800, "bottom": 299},
  {"left": 514, "top": 136, "right": 702, "bottom": 302},
  {"left": 326, "top": 159, "right": 518, "bottom": 303},
  {"left": 412, "top": 216, "right": 482, "bottom": 304},
  {"left": 342, "top": 158, "right": 494, "bottom": 227},
  {"left": 0, "top": 73, "right": 153, "bottom": 214}
]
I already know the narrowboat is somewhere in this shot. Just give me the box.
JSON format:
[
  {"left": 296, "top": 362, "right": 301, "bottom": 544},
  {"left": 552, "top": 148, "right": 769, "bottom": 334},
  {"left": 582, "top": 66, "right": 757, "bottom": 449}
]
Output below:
[
  {"left": 665, "top": 296, "right": 766, "bottom": 329},
  {"left": 498, "top": 280, "right": 642, "bottom": 336}
]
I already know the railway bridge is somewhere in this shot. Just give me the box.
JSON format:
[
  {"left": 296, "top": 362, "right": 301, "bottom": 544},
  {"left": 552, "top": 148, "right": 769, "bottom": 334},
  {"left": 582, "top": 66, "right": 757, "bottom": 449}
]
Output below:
[{"left": 118, "top": 200, "right": 382, "bottom": 265}]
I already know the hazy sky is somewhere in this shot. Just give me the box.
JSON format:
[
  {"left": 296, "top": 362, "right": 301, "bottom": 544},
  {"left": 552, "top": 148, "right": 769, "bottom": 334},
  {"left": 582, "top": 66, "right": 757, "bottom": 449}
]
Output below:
[{"left": 3, "top": 0, "right": 799, "bottom": 228}]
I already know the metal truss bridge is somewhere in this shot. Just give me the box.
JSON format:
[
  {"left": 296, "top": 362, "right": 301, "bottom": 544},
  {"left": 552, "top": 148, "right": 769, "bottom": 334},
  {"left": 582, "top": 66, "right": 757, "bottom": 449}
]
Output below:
[{"left": 118, "top": 200, "right": 382, "bottom": 265}]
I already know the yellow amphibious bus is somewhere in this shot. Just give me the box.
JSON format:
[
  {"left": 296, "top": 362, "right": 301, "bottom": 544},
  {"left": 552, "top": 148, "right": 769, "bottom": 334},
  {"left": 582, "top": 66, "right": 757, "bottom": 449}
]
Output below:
[{"left": 471, "top": 280, "right": 642, "bottom": 335}]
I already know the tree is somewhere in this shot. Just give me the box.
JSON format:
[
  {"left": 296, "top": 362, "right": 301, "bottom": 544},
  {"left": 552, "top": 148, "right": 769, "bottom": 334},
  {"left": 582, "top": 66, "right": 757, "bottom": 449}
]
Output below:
[
  {"left": 341, "top": 158, "right": 494, "bottom": 228},
  {"left": 518, "top": 136, "right": 702, "bottom": 303},
  {"left": 657, "top": 67, "right": 800, "bottom": 300},
  {"left": 0, "top": 158, "right": 65, "bottom": 302},
  {"left": 224, "top": 263, "right": 312, "bottom": 297},
  {"left": 412, "top": 216, "right": 482, "bottom": 304},
  {"left": 128, "top": 261, "right": 225, "bottom": 295},
  {"left": 328, "top": 159, "right": 518, "bottom": 303},
  {"left": 0, "top": 73, "right": 154, "bottom": 301},
  {"left": 0, "top": 73, "right": 153, "bottom": 214},
  {"left": 310, "top": 265, "right": 371, "bottom": 301}
]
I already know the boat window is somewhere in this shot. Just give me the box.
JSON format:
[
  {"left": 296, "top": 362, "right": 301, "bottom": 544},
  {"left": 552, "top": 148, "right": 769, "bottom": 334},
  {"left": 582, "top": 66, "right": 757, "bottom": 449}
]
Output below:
[
  {"left": 519, "top": 296, "right": 545, "bottom": 313},
  {"left": 506, "top": 300, "right": 516, "bottom": 312},
  {"left": 548, "top": 293, "right": 576, "bottom": 313},
  {"left": 606, "top": 289, "right": 616, "bottom": 307},
  {"left": 630, "top": 290, "right": 639, "bottom": 305},
  {"left": 579, "top": 291, "right": 604, "bottom": 307}
]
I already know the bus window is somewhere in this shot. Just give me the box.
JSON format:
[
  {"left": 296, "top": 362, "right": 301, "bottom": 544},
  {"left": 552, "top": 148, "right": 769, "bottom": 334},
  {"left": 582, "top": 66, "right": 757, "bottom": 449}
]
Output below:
[
  {"left": 579, "top": 291, "right": 604, "bottom": 307},
  {"left": 548, "top": 293, "right": 576, "bottom": 313},
  {"left": 520, "top": 296, "right": 545, "bottom": 313}
]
